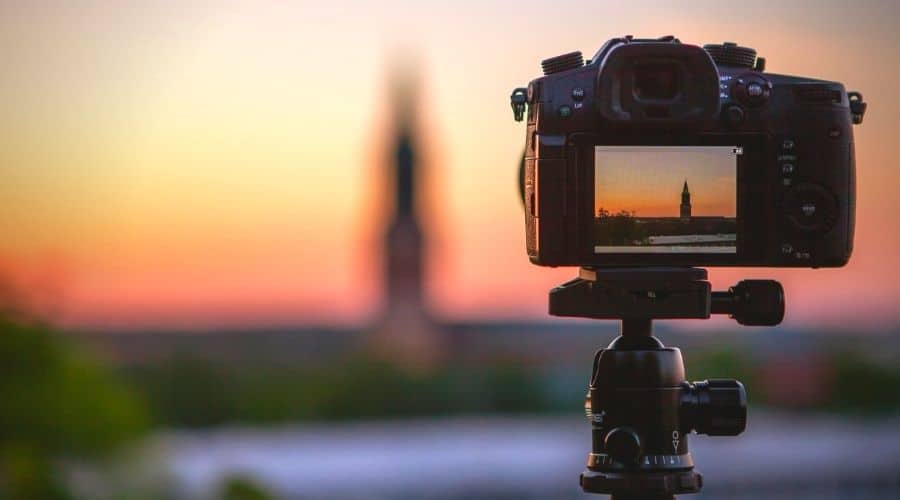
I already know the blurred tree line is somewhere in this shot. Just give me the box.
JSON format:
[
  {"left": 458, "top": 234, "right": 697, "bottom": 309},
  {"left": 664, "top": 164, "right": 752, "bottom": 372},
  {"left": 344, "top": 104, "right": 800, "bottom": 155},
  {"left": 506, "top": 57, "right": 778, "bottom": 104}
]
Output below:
[
  {"left": 0, "top": 313, "right": 147, "bottom": 499},
  {"left": 687, "top": 346, "right": 900, "bottom": 414},
  {"left": 121, "top": 358, "right": 547, "bottom": 427},
  {"left": 117, "top": 345, "right": 900, "bottom": 430}
]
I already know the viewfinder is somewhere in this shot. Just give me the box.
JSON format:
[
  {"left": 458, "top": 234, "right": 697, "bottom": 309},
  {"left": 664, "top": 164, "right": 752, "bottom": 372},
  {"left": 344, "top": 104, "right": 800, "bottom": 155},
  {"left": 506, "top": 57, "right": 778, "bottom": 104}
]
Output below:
[{"left": 634, "top": 63, "right": 680, "bottom": 100}]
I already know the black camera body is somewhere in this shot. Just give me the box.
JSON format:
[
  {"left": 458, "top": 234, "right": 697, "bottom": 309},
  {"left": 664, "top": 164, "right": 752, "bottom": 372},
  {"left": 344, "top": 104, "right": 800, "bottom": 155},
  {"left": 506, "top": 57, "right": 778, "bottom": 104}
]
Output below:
[{"left": 514, "top": 36, "right": 866, "bottom": 268}]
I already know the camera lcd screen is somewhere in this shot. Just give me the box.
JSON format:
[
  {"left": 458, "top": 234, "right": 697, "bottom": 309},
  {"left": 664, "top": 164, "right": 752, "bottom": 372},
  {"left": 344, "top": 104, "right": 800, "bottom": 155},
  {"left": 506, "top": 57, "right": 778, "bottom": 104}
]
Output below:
[{"left": 593, "top": 146, "right": 740, "bottom": 254}]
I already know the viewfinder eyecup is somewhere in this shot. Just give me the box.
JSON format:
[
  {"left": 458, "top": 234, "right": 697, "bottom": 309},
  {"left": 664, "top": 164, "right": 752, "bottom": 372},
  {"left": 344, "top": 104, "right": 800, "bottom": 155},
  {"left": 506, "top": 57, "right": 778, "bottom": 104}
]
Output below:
[{"left": 596, "top": 41, "right": 720, "bottom": 126}]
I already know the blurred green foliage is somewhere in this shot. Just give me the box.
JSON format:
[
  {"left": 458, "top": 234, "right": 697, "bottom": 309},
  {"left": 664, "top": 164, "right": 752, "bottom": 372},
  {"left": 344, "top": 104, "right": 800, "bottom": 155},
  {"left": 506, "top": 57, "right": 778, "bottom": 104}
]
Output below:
[
  {"left": 121, "top": 358, "right": 552, "bottom": 428},
  {"left": 685, "top": 348, "right": 758, "bottom": 392},
  {"left": 118, "top": 347, "right": 900, "bottom": 430},
  {"left": 687, "top": 346, "right": 900, "bottom": 414},
  {"left": 0, "top": 314, "right": 148, "bottom": 499},
  {"left": 218, "top": 475, "right": 275, "bottom": 500},
  {"left": 826, "top": 351, "right": 900, "bottom": 414}
]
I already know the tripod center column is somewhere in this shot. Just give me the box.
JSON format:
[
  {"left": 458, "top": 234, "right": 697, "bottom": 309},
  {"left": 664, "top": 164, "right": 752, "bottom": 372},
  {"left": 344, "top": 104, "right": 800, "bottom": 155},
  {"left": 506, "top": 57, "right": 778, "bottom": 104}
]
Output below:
[{"left": 621, "top": 318, "right": 652, "bottom": 337}]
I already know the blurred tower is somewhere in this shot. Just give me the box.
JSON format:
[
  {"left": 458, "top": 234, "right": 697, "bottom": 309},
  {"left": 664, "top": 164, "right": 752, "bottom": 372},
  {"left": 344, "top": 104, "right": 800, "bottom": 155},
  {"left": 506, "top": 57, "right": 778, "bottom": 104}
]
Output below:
[
  {"left": 680, "top": 180, "right": 692, "bottom": 221},
  {"left": 386, "top": 82, "right": 424, "bottom": 315},
  {"left": 369, "top": 68, "right": 443, "bottom": 369}
]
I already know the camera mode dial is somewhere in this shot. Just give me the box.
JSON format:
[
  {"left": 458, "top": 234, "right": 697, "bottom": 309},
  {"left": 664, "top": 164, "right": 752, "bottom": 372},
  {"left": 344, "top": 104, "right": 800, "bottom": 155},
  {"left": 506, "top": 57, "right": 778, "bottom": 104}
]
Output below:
[
  {"left": 703, "top": 42, "right": 757, "bottom": 68},
  {"left": 541, "top": 51, "right": 584, "bottom": 76}
]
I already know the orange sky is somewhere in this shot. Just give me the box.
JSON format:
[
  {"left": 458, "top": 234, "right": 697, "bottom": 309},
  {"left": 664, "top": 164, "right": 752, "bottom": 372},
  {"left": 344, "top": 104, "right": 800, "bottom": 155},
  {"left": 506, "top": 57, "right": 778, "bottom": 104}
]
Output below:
[
  {"left": 595, "top": 146, "right": 736, "bottom": 217},
  {"left": 1, "top": 1, "right": 899, "bottom": 331}
]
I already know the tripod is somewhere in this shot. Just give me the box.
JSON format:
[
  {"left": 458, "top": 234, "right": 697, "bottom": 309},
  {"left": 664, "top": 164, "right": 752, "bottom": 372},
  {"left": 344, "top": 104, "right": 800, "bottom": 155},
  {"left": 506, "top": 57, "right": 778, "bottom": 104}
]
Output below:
[{"left": 550, "top": 267, "right": 784, "bottom": 499}]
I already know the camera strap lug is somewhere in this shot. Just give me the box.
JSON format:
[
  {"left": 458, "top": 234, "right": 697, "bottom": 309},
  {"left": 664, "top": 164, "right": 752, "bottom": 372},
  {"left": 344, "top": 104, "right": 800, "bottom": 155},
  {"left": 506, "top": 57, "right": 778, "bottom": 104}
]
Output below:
[
  {"left": 510, "top": 87, "right": 528, "bottom": 122},
  {"left": 848, "top": 91, "right": 867, "bottom": 124}
]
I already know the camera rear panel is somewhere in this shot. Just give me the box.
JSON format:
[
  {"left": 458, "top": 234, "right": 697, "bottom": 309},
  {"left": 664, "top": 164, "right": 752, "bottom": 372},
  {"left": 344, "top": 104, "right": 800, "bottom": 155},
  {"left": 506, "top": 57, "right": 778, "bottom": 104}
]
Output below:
[{"left": 522, "top": 37, "right": 860, "bottom": 268}]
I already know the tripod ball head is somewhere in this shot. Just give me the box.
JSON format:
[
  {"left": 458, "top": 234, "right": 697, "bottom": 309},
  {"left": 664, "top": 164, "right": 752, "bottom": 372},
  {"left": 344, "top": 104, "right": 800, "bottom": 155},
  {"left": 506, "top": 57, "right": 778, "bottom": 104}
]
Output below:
[
  {"left": 551, "top": 268, "right": 778, "bottom": 497},
  {"left": 582, "top": 338, "right": 746, "bottom": 497}
]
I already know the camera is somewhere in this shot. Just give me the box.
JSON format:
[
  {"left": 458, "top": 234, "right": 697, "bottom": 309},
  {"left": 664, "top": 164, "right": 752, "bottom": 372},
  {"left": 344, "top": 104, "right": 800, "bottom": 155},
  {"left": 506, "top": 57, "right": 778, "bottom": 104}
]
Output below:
[{"left": 511, "top": 36, "right": 866, "bottom": 268}]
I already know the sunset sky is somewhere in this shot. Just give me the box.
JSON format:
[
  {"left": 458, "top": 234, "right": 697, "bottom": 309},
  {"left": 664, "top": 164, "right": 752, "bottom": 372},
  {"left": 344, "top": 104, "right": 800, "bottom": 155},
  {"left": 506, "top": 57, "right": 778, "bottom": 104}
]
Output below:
[
  {"left": 595, "top": 146, "right": 736, "bottom": 218},
  {"left": 1, "top": 1, "right": 899, "bottom": 331}
]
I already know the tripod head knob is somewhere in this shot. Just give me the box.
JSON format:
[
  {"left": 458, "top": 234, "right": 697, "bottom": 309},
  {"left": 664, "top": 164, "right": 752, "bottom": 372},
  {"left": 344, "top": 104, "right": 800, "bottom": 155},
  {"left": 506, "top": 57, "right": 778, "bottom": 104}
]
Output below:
[
  {"left": 712, "top": 279, "right": 785, "bottom": 326},
  {"left": 603, "top": 427, "right": 642, "bottom": 465},
  {"left": 683, "top": 379, "right": 747, "bottom": 436}
]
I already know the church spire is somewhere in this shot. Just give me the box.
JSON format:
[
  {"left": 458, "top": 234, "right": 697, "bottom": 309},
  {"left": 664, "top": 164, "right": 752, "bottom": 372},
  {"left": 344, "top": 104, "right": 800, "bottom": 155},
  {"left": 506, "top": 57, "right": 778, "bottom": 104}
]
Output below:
[
  {"left": 368, "top": 63, "right": 444, "bottom": 371},
  {"left": 390, "top": 73, "right": 417, "bottom": 221},
  {"left": 680, "top": 179, "right": 692, "bottom": 220},
  {"left": 384, "top": 70, "right": 424, "bottom": 311}
]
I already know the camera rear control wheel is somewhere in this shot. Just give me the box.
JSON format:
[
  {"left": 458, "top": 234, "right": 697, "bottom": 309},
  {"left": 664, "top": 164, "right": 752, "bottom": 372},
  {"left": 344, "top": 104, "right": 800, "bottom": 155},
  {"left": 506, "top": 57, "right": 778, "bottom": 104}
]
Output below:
[{"left": 785, "top": 183, "right": 839, "bottom": 234}]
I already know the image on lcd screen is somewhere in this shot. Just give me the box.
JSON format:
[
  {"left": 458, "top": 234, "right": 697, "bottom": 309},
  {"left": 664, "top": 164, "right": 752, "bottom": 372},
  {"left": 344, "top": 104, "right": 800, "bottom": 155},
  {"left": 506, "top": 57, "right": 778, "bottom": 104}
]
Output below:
[{"left": 594, "top": 146, "right": 740, "bottom": 254}]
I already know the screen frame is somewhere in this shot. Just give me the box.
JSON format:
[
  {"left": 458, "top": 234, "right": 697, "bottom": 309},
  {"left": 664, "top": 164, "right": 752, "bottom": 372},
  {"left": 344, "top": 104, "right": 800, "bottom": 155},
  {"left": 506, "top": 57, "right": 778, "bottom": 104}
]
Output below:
[
  {"left": 570, "top": 132, "right": 769, "bottom": 267},
  {"left": 592, "top": 144, "right": 739, "bottom": 255}
]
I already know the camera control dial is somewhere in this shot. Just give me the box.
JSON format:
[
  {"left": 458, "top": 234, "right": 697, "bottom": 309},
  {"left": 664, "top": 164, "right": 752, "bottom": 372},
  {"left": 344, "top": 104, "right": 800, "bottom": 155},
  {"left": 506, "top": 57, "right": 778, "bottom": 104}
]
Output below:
[
  {"left": 732, "top": 74, "right": 772, "bottom": 107},
  {"left": 785, "top": 183, "right": 839, "bottom": 234},
  {"left": 703, "top": 42, "right": 758, "bottom": 68},
  {"left": 541, "top": 51, "right": 584, "bottom": 76}
]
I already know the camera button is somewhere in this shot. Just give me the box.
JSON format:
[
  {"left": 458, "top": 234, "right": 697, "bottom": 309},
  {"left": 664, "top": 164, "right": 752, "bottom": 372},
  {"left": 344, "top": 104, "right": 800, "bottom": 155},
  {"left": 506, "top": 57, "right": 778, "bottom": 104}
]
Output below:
[
  {"left": 777, "top": 153, "right": 797, "bottom": 162},
  {"left": 732, "top": 74, "right": 771, "bottom": 106},
  {"left": 724, "top": 105, "right": 745, "bottom": 127},
  {"left": 747, "top": 82, "right": 764, "bottom": 97}
]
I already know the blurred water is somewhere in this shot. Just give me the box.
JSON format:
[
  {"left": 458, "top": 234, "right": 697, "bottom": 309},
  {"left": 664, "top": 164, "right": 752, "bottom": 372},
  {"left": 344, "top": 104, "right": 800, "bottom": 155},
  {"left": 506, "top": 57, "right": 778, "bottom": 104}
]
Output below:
[{"left": 155, "top": 412, "right": 900, "bottom": 499}]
